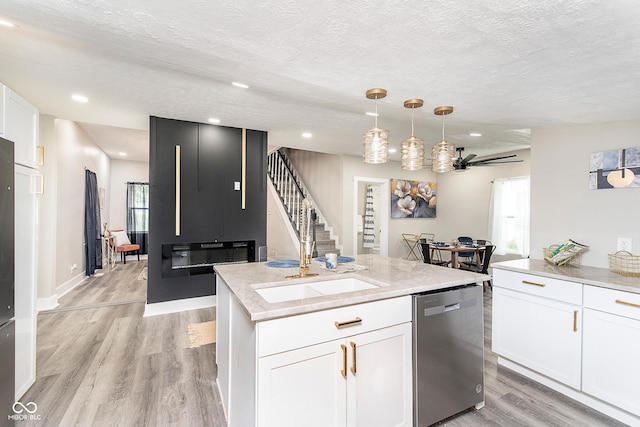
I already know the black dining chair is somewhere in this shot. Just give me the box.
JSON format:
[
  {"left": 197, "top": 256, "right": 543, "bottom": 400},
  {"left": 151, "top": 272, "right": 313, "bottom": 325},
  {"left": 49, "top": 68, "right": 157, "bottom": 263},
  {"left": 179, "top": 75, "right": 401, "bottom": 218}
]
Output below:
[
  {"left": 461, "top": 239, "right": 493, "bottom": 269},
  {"left": 457, "top": 236, "right": 475, "bottom": 264},
  {"left": 421, "top": 243, "right": 449, "bottom": 266},
  {"left": 462, "top": 245, "right": 495, "bottom": 291}
]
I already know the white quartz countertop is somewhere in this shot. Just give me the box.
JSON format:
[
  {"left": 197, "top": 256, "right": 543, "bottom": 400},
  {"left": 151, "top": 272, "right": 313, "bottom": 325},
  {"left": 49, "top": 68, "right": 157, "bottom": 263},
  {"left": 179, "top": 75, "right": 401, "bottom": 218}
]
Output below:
[
  {"left": 214, "top": 254, "right": 489, "bottom": 321},
  {"left": 491, "top": 258, "right": 640, "bottom": 294}
]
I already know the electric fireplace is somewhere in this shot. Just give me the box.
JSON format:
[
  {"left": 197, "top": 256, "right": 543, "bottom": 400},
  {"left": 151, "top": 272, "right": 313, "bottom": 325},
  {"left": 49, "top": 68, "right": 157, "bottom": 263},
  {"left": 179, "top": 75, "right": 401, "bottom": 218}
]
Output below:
[{"left": 161, "top": 240, "right": 255, "bottom": 277}]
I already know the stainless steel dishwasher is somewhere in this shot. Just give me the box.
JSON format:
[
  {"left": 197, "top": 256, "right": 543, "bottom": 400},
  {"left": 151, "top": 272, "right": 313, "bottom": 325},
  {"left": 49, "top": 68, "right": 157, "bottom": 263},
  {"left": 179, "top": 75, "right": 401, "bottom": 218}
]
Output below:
[{"left": 413, "top": 284, "right": 485, "bottom": 426}]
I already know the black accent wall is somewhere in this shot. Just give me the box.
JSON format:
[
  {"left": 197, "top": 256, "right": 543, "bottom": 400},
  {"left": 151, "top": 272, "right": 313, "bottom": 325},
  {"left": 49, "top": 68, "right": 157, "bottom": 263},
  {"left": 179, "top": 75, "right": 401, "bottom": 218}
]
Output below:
[{"left": 148, "top": 116, "right": 267, "bottom": 304}]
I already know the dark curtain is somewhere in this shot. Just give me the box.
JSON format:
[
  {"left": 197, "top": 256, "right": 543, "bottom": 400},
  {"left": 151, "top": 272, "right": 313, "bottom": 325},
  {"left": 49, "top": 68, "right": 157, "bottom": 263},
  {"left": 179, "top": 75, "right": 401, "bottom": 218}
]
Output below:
[
  {"left": 127, "top": 182, "right": 149, "bottom": 254},
  {"left": 84, "top": 169, "right": 102, "bottom": 275}
]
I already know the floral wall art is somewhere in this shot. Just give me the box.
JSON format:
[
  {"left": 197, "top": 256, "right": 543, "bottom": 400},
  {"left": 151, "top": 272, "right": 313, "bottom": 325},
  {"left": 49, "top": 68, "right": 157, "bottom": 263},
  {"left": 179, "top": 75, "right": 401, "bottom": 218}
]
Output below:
[
  {"left": 390, "top": 179, "right": 437, "bottom": 218},
  {"left": 589, "top": 147, "right": 640, "bottom": 189}
]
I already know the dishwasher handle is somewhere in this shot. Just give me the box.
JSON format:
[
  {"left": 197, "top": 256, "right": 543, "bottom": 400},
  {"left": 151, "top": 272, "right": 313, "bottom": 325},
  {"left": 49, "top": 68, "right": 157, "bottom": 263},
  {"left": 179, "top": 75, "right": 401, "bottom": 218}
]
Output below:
[
  {"left": 422, "top": 297, "right": 477, "bottom": 318},
  {"left": 445, "top": 303, "right": 460, "bottom": 312}
]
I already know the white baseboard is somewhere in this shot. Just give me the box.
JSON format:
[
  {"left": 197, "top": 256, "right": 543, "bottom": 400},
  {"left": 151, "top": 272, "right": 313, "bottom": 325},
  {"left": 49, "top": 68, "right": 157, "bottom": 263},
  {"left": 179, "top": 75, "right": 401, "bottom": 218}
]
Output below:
[
  {"left": 143, "top": 295, "right": 217, "bottom": 317},
  {"left": 45, "top": 271, "right": 87, "bottom": 311},
  {"left": 37, "top": 295, "right": 60, "bottom": 311}
]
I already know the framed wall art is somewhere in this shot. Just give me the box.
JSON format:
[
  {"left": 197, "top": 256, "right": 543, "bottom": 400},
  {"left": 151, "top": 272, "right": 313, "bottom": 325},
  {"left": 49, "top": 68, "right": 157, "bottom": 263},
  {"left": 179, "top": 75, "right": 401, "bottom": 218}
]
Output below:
[
  {"left": 390, "top": 179, "right": 436, "bottom": 218},
  {"left": 589, "top": 147, "right": 640, "bottom": 189}
]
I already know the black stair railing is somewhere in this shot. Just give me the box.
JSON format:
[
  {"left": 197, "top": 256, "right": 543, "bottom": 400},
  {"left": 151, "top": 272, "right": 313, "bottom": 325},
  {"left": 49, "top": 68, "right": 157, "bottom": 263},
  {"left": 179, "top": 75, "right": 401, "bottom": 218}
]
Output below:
[{"left": 267, "top": 149, "right": 317, "bottom": 252}]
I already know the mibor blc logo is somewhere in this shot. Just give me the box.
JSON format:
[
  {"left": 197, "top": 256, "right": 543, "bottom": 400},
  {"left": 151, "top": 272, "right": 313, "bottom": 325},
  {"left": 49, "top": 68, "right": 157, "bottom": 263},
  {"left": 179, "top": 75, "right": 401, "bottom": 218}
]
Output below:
[{"left": 9, "top": 401, "right": 42, "bottom": 421}]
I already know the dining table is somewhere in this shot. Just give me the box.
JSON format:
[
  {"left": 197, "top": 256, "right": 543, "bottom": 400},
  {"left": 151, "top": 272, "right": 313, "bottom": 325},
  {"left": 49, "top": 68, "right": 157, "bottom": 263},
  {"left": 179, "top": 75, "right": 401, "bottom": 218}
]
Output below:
[{"left": 431, "top": 244, "right": 486, "bottom": 269}]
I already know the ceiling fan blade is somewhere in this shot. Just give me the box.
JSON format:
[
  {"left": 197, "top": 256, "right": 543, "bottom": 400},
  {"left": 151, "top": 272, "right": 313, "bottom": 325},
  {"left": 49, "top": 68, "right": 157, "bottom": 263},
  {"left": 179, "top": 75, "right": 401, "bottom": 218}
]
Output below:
[
  {"left": 471, "top": 159, "right": 524, "bottom": 166},
  {"left": 468, "top": 154, "right": 517, "bottom": 165},
  {"left": 462, "top": 154, "right": 476, "bottom": 164}
]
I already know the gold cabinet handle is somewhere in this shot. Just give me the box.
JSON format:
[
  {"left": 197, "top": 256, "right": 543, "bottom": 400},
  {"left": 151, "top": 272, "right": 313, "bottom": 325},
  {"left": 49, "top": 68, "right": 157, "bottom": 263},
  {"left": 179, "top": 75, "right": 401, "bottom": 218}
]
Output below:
[
  {"left": 175, "top": 145, "right": 181, "bottom": 236},
  {"left": 36, "top": 145, "right": 44, "bottom": 166},
  {"left": 573, "top": 310, "right": 578, "bottom": 332},
  {"left": 522, "top": 280, "right": 545, "bottom": 287},
  {"left": 334, "top": 317, "right": 362, "bottom": 329},
  {"left": 350, "top": 341, "right": 357, "bottom": 375},
  {"left": 615, "top": 299, "right": 640, "bottom": 309},
  {"left": 340, "top": 344, "right": 347, "bottom": 378}
]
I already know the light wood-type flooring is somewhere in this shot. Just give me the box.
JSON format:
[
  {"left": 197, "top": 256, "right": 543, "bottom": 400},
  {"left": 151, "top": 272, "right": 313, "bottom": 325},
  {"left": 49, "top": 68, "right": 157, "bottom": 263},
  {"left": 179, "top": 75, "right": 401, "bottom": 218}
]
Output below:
[{"left": 20, "top": 261, "right": 625, "bottom": 426}]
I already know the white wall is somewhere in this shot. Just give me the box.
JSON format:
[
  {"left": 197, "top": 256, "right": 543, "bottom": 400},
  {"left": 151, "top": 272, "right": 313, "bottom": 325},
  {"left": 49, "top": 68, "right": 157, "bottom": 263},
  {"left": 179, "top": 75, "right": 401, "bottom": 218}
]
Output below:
[
  {"left": 434, "top": 149, "right": 531, "bottom": 261},
  {"left": 286, "top": 149, "right": 344, "bottom": 242},
  {"left": 36, "top": 115, "right": 58, "bottom": 306},
  {"left": 287, "top": 148, "right": 531, "bottom": 259},
  {"left": 530, "top": 119, "right": 640, "bottom": 268},
  {"left": 54, "top": 119, "right": 111, "bottom": 289},
  {"left": 108, "top": 159, "right": 149, "bottom": 230},
  {"left": 340, "top": 155, "right": 440, "bottom": 258},
  {"left": 266, "top": 180, "right": 298, "bottom": 260}
]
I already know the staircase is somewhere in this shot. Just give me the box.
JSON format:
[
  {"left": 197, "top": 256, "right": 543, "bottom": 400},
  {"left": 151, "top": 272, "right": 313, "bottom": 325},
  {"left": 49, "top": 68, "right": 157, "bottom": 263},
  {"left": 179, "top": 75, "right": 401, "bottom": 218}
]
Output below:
[{"left": 267, "top": 149, "right": 340, "bottom": 256}]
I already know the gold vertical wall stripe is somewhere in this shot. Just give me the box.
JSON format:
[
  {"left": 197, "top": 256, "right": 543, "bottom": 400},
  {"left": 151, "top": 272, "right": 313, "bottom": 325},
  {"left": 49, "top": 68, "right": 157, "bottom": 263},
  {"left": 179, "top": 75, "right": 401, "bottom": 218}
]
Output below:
[
  {"left": 242, "top": 128, "right": 247, "bottom": 210},
  {"left": 175, "top": 145, "right": 181, "bottom": 236}
]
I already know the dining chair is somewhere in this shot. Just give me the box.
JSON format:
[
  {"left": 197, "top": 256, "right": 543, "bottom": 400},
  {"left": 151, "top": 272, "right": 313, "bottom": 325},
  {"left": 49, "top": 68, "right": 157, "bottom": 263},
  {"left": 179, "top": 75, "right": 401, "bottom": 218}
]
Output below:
[
  {"left": 462, "top": 245, "right": 495, "bottom": 291},
  {"left": 461, "top": 239, "right": 493, "bottom": 269},
  {"left": 420, "top": 243, "right": 449, "bottom": 267},
  {"left": 457, "top": 236, "right": 474, "bottom": 264}
]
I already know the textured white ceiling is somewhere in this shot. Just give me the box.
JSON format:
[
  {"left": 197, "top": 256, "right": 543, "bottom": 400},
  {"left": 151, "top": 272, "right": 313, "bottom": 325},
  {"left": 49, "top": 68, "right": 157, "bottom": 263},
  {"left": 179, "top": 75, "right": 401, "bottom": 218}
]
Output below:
[{"left": 1, "top": 0, "right": 640, "bottom": 162}]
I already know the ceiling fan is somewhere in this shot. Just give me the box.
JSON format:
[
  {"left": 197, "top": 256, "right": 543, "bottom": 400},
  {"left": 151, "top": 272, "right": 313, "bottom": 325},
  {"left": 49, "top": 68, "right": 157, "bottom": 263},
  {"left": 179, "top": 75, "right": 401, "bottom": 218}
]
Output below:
[{"left": 453, "top": 147, "right": 523, "bottom": 171}]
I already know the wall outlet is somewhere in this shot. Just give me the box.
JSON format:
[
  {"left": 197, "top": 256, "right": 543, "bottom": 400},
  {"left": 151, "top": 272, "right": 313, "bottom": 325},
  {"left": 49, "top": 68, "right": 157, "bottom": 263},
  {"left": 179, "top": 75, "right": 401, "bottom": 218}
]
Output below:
[
  {"left": 234, "top": 181, "right": 241, "bottom": 191},
  {"left": 617, "top": 237, "right": 632, "bottom": 252}
]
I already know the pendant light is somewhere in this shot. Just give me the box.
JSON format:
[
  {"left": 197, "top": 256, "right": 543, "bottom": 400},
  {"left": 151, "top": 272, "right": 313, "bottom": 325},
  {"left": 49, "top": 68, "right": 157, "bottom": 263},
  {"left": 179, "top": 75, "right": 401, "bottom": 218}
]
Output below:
[
  {"left": 431, "top": 106, "right": 456, "bottom": 173},
  {"left": 363, "top": 88, "right": 389, "bottom": 164},
  {"left": 401, "top": 99, "right": 425, "bottom": 170}
]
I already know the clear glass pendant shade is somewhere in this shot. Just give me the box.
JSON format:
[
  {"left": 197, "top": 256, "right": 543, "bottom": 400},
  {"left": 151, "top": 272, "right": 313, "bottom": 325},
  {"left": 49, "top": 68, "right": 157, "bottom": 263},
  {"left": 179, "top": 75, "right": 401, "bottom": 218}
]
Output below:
[
  {"left": 363, "top": 125, "right": 390, "bottom": 164},
  {"left": 431, "top": 139, "right": 456, "bottom": 172},
  {"left": 363, "top": 88, "right": 389, "bottom": 164},
  {"left": 401, "top": 135, "right": 425, "bottom": 170}
]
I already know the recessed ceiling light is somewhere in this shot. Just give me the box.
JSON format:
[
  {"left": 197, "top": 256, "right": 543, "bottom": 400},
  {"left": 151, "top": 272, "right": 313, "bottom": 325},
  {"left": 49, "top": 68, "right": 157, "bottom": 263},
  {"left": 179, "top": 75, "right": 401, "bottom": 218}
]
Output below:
[
  {"left": 0, "top": 19, "right": 16, "bottom": 28},
  {"left": 208, "top": 118, "right": 220, "bottom": 124},
  {"left": 118, "top": 152, "right": 127, "bottom": 156},
  {"left": 469, "top": 133, "right": 482, "bottom": 137},
  {"left": 232, "top": 82, "right": 249, "bottom": 89},
  {"left": 365, "top": 112, "right": 378, "bottom": 117},
  {"left": 71, "top": 94, "right": 88, "bottom": 103},
  {"left": 302, "top": 132, "right": 312, "bottom": 138},
  {"left": 388, "top": 148, "right": 397, "bottom": 154}
]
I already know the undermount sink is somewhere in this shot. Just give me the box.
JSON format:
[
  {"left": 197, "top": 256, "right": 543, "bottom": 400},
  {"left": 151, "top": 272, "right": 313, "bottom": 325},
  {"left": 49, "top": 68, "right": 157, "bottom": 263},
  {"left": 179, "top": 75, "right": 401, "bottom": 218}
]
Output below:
[{"left": 255, "top": 278, "right": 379, "bottom": 303}]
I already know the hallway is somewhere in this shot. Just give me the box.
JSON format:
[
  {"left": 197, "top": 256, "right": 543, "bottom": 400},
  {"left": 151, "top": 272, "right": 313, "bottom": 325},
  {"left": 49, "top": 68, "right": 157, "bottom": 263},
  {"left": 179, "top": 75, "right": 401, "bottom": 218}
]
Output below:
[{"left": 20, "top": 261, "right": 224, "bottom": 426}]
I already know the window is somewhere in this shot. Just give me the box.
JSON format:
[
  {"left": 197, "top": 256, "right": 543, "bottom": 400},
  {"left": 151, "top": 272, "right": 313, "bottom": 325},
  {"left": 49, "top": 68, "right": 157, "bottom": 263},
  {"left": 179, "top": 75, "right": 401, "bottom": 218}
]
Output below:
[
  {"left": 126, "top": 182, "right": 149, "bottom": 254},
  {"left": 488, "top": 176, "right": 530, "bottom": 257},
  {"left": 127, "top": 183, "right": 149, "bottom": 232}
]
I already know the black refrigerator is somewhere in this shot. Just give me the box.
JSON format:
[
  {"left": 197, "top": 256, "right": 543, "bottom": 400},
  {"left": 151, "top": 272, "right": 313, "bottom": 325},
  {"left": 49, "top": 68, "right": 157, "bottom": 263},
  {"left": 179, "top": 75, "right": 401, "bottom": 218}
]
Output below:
[{"left": 0, "top": 136, "right": 16, "bottom": 424}]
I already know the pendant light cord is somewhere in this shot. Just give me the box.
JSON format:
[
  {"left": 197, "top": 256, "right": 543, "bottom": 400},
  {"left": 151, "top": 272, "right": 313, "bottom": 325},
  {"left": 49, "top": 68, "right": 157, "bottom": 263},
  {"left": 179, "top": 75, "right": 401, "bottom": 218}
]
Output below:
[
  {"left": 411, "top": 108, "right": 415, "bottom": 136},
  {"left": 374, "top": 98, "right": 379, "bottom": 128}
]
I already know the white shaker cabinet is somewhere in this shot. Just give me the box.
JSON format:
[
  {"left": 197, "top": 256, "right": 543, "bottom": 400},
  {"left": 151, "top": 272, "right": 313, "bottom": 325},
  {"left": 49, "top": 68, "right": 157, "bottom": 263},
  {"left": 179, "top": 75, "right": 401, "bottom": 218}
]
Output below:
[
  {"left": 1, "top": 84, "right": 39, "bottom": 167},
  {"left": 492, "top": 269, "right": 583, "bottom": 389},
  {"left": 582, "top": 286, "right": 640, "bottom": 416},
  {"left": 217, "top": 278, "right": 413, "bottom": 427},
  {"left": 257, "top": 322, "right": 412, "bottom": 427}
]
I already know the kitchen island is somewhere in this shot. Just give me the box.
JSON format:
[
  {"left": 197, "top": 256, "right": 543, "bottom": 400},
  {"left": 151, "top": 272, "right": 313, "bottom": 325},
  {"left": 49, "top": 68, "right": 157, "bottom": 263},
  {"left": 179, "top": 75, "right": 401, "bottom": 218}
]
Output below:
[{"left": 214, "top": 254, "right": 489, "bottom": 427}]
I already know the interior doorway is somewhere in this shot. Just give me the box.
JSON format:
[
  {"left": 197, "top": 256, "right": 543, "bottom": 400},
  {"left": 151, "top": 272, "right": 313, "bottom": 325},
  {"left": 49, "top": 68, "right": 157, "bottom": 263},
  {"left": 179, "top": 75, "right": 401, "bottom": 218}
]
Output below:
[{"left": 353, "top": 177, "right": 389, "bottom": 256}]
